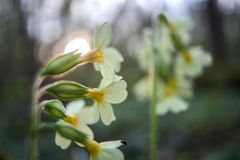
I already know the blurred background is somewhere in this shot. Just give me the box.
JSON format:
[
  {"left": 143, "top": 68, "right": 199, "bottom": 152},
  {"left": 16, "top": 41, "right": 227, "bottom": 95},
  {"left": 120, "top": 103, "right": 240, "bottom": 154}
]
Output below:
[{"left": 0, "top": 0, "right": 240, "bottom": 159}]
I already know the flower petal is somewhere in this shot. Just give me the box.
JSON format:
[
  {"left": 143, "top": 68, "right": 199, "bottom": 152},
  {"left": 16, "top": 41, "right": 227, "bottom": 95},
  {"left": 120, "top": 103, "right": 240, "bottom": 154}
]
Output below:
[
  {"left": 55, "top": 132, "right": 71, "bottom": 150},
  {"left": 100, "top": 140, "right": 123, "bottom": 149},
  {"left": 92, "top": 148, "right": 124, "bottom": 160},
  {"left": 66, "top": 100, "right": 85, "bottom": 115},
  {"left": 78, "top": 105, "right": 100, "bottom": 125},
  {"left": 98, "top": 63, "right": 116, "bottom": 83},
  {"left": 93, "top": 23, "right": 112, "bottom": 48},
  {"left": 99, "top": 75, "right": 123, "bottom": 88},
  {"left": 170, "top": 96, "right": 188, "bottom": 113},
  {"left": 98, "top": 102, "right": 116, "bottom": 126},
  {"left": 104, "top": 80, "right": 128, "bottom": 104},
  {"left": 156, "top": 100, "right": 169, "bottom": 115},
  {"left": 76, "top": 123, "right": 94, "bottom": 139},
  {"left": 94, "top": 62, "right": 100, "bottom": 71},
  {"left": 103, "top": 48, "right": 123, "bottom": 72},
  {"left": 93, "top": 25, "right": 101, "bottom": 48},
  {"left": 133, "top": 77, "right": 149, "bottom": 101},
  {"left": 156, "top": 96, "right": 188, "bottom": 115}
]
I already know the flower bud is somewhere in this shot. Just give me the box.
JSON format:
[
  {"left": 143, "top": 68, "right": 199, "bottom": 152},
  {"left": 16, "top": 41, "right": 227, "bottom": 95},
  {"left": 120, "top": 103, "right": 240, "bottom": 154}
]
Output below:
[
  {"left": 54, "top": 122, "right": 88, "bottom": 143},
  {"left": 158, "top": 14, "right": 170, "bottom": 26},
  {"left": 170, "top": 32, "right": 185, "bottom": 52},
  {"left": 44, "top": 81, "right": 89, "bottom": 100},
  {"left": 41, "top": 100, "right": 66, "bottom": 119},
  {"left": 41, "top": 52, "right": 81, "bottom": 76}
]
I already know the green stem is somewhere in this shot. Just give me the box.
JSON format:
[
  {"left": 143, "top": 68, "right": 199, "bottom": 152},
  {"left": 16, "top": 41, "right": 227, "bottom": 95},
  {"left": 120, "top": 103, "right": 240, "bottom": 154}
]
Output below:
[
  {"left": 150, "top": 52, "right": 158, "bottom": 160},
  {"left": 39, "top": 122, "right": 55, "bottom": 130},
  {"left": 28, "top": 73, "right": 44, "bottom": 160}
]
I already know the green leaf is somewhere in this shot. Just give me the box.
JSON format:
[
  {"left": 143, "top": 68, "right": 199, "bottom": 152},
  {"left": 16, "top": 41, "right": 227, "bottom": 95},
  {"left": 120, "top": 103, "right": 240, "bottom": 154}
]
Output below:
[
  {"left": 55, "top": 122, "right": 88, "bottom": 143},
  {"left": 41, "top": 52, "right": 81, "bottom": 76},
  {"left": 41, "top": 100, "right": 66, "bottom": 119},
  {"left": 44, "top": 80, "right": 89, "bottom": 100}
]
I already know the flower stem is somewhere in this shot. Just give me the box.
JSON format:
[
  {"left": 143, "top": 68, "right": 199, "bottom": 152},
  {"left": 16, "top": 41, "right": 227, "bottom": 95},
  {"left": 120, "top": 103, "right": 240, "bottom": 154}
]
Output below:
[
  {"left": 150, "top": 51, "right": 158, "bottom": 160},
  {"left": 28, "top": 73, "right": 44, "bottom": 160}
]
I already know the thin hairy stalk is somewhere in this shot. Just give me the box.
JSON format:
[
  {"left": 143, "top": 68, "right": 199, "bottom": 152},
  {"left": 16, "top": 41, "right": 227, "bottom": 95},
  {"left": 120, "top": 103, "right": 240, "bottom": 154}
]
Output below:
[
  {"left": 28, "top": 73, "right": 44, "bottom": 160},
  {"left": 39, "top": 122, "right": 55, "bottom": 130}
]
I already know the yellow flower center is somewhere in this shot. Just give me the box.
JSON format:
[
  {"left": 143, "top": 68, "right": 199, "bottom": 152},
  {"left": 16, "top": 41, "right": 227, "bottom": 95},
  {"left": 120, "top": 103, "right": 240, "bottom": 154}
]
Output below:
[
  {"left": 164, "top": 78, "right": 178, "bottom": 98},
  {"left": 83, "top": 140, "right": 101, "bottom": 157},
  {"left": 82, "top": 49, "right": 104, "bottom": 63},
  {"left": 63, "top": 115, "right": 78, "bottom": 126},
  {"left": 86, "top": 88, "right": 105, "bottom": 104},
  {"left": 182, "top": 50, "right": 192, "bottom": 64}
]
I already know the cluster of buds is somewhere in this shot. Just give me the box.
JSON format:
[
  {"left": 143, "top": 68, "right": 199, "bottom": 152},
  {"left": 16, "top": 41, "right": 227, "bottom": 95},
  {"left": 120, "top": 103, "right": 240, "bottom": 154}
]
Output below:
[
  {"left": 34, "top": 23, "right": 127, "bottom": 160},
  {"left": 133, "top": 14, "right": 212, "bottom": 115}
]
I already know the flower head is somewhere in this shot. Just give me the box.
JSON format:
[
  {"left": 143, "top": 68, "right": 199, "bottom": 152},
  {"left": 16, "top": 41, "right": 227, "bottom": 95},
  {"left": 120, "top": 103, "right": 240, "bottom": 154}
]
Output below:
[
  {"left": 81, "top": 23, "right": 123, "bottom": 82},
  {"left": 83, "top": 139, "right": 125, "bottom": 160},
  {"left": 175, "top": 46, "right": 212, "bottom": 78},
  {"left": 85, "top": 80, "right": 128, "bottom": 125},
  {"left": 55, "top": 100, "right": 96, "bottom": 149},
  {"left": 156, "top": 77, "right": 192, "bottom": 115}
]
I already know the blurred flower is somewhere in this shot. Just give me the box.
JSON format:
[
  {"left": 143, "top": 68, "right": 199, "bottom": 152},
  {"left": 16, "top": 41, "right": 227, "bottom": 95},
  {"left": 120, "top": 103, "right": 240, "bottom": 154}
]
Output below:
[
  {"left": 175, "top": 46, "right": 212, "bottom": 78},
  {"left": 133, "top": 76, "right": 152, "bottom": 101},
  {"left": 156, "top": 96, "right": 188, "bottom": 115},
  {"left": 135, "top": 29, "right": 153, "bottom": 71},
  {"left": 55, "top": 123, "right": 126, "bottom": 160},
  {"left": 134, "top": 14, "right": 213, "bottom": 117},
  {"left": 55, "top": 100, "right": 96, "bottom": 149},
  {"left": 85, "top": 80, "right": 128, "bottom": 125},
  {"left": 156, "top": 77, "right": 192, "bottom": 115},
  {"left": 159, "top": 14, "right": 193, "bottom": 46},
  {"left": 155, "top": 27, "right": 173, "bottom": 65},
  {"left": 156, "top": 20, "right": 192, "bottom": 64},
  {"left": 170, "top": 20, "right": 193, "bottom": 45},
  {"left": 81, "top": 23, "right": 124, "bottom": 82},
  {"left": 84, "top": 139, "right": 125, "bottom": 160}
]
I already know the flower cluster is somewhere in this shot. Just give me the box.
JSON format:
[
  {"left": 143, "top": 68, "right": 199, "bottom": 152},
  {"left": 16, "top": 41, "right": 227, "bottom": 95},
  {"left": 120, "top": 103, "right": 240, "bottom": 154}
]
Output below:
[
  {"left": 133, "top": 14, "right": 212, "bottom": 115},
  {"left": 34, "top": 23, "right": 127, "bottom": 160}
]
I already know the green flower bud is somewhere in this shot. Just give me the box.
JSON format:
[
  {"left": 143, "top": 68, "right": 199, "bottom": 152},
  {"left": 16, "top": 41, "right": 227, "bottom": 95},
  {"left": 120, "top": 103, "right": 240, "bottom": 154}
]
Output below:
[
  {"left": 170, "top": 32, "right": 185, "bottom": 52},
  {"left": 44, "top": 80, "right": 89, "bottom": 100},
  {"left": 41, "top": 100, "right": 66, "bottom": 119},
  {"left": 158, "top": 14, "right": 170, "bottom": 26},
  {"left": 41, "top": 52, "right": 81, "bottom": 76},
  {"left": 54, "top": 122, "right": 88, "bottom": 143},
  {"left": 158, "top": 14, "right": 186, "bottom": 51}
]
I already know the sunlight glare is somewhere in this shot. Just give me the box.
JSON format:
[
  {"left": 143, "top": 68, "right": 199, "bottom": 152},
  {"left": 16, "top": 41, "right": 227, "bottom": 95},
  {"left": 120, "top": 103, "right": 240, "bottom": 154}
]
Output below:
[{"left": 64, "top": 38, "right": 90, "bottom": 54}]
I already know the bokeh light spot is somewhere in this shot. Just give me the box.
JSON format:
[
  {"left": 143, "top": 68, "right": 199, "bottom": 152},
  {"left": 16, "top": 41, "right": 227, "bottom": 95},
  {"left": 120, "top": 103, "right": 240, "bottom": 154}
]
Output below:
[{"left": 64, "top": 38, "right": 90, "bottom": 54}]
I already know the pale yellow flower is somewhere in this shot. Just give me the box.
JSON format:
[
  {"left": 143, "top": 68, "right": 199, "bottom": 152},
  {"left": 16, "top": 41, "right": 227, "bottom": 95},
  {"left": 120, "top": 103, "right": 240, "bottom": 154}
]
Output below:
[
  {"left": 85, "top": 80, "right": 127, "bottom": 125},
  {"left": 81, "top": 23, "right": 123, "bottom": 82},
  {"left": 83, "top": 139, "right": 125, "bottom": 160},
  {"left": 55, "top": 100, "right": 96, "bottom": 149},
  {"left": 175, "top": 46, "right": 212, "bottom": 78},
  {"left": 156, "top": 77, "right": 192, "bottom": 115}
]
